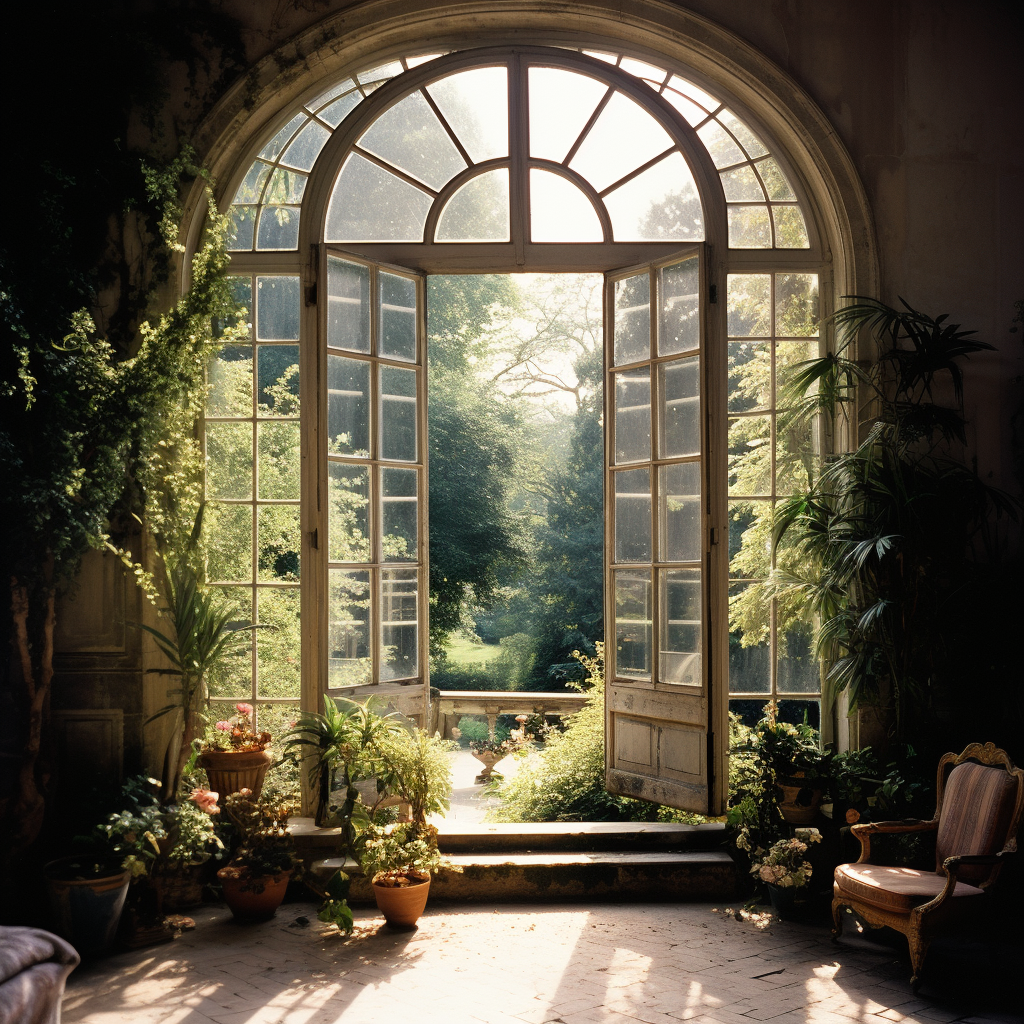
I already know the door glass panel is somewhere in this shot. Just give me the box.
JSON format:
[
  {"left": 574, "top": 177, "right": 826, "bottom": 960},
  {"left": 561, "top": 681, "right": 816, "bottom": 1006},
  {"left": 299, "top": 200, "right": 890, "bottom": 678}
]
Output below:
[
  {"left": 206, "top": 423, "right": 252, "bottom": 499},
  {"left": 660, "top": 569, "right": 701, "bottom": 685},
  {"left": 257, "top": 505, "right": 301, "bottom": 582},
  {"left": 727, "top": 274, "right": 771, "bottom": 336},
  {"left": 659, "top": 463, "right": 701, "bottom": 563},
  {"left": 728, "top": 581, "right": 770, "bottom": 693},
  {"left": 728, "top": 340, "right": 770, "bottom": 413},
  {"left": 778, "top": 618, "right": 820, "bottom": 693},
  {"left": 729, "top": 415, "right": 771, "bottom": 496},
  {"left": 614, "top": 569, "right": 652, "bottom": 681},
  {"left": 382, "top": 467, "right": 418, "bottom": 562},
  {"left": 604, "top": 152, "right": 703, "bottom": 242},
  {"left": 327, "top": 355, "right": 370, "bottom": 457},
  {"left": 613, "top": 369, "right": 651, "bottom": 464},
  {"left": 614, "top": 467, "right": 651, "bottom": 563},
  {"left": 381, "top": 568, "right": 418, "bottom": 680},
  {"left": 613, "top": 272, "right": 650, "bottom": 365},
  {"left": 659, "top": 357, "right": 700, "bottom": 459},
  {"left": 257, "top": 422, "right": 300, "bottom": 500},
  {"left": 256, "top": 588, "right": 300, "bottom": 698},
  {"left": 379, "top": 273, "right": 418, "bottom": 361},
  {"left": 659, "top": 257, "right": 699, "bottom": 356},
  {"left": 358, "top": 90, "right": 466, "bottom": 190},
  {"left": 728, "top": 206, "right": 772, "bottom": 248},
  {"left": 380, "top": 365, "right": 418, "bottom": 461},
  {"left": 257, "top": 346, "right": 299, "bottom": 415},
  {"left": 257, "top": 277, "right": 301, "bottom": 340},
  {"left": 528, "top": 67, "right": 607, "bottom": 163},
  {"left": 206, "top": 504, "right": 252, "bottom": 583},
  {"left": 329, "top": 569, "right": 371, "bottom": 688},
  {"left": 570, "top": 91, "right": 673, "bottom": 193},
  {"left": 326, "top": 154, "right": 432, "bottom": 242},
  {"left": 435, "top": 168, "right": 511, "bottom": 242},
  {"left": 426, "top": 67, "right": 509, "bottom": 162},
  {"left": 328, "top": 463, "right": 370, "bottom": 563},
  {"left": 256, "top": 207, "right": 300, "bottom": 250},
  {"left": 208, "top": 345, "right": 252, "bottom": 417},
  {"left": 529, "top": 170, "right": 603, "bottom": 242},
  {"left": 328, "top": 257, "right": 370, "bottom": 353}
]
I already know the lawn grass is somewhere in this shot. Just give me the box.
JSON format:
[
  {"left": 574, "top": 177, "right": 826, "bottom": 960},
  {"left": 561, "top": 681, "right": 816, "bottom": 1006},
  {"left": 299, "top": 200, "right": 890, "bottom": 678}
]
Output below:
[{"left": 445, "top": 636, "right": 502, "bottom": 666}]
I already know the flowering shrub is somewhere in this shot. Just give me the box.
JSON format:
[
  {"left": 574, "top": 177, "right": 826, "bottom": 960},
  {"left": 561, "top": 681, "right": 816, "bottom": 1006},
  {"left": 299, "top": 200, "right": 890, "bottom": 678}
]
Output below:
[
  {"left": 202, "top": 702, "right": 272, "bottom": 753},
  {"left": 744, "top": 828, "right": 821, "bottom": 889},
  {"left": 469, "top": 736, "right": 520, "bottom": 757}
]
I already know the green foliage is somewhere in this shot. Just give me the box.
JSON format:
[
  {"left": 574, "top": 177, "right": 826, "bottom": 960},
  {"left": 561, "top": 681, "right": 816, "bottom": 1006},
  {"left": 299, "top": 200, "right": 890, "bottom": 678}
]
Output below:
[
  {"left": 356, "top": 821, "right": 456, "bottom": 883},
  {"left": 374, "top": 729, "right": 456, "bottom": 823},
  {"left": 221, "top": 789, "right": 298, "bottom": 886},
  {"left": 316, "top": 870, "right": 354, "bottom": 934}
]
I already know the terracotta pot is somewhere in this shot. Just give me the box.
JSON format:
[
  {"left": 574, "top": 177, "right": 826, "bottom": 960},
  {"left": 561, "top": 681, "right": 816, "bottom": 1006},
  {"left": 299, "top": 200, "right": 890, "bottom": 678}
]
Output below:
[
  {"left": 372, "top": 875, "right": 430, "bottom": 928},
  {"left": 776, "top": 777, "right": 825, "bottom": 824},
  {"left": 217, "top": 866, "right": 291, "bottom": 922},
  {"left": 198, "top": 748, "right": 272, "bottom": 799}
]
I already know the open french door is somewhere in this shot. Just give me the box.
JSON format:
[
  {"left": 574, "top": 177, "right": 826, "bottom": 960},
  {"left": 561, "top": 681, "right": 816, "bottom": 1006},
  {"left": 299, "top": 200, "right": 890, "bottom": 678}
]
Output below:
[
  {"left": 603, "top": 246, "right": 728, "bottom": 815},
  {"left": 316, "top": 247, "right": 430, "bottom": 725}
]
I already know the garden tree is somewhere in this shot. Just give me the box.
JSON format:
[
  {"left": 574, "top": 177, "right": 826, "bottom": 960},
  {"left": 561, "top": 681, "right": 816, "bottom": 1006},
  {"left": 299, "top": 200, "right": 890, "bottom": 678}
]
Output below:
[{"left": 0, "top": 1, "right": 244, "bottom": 865}]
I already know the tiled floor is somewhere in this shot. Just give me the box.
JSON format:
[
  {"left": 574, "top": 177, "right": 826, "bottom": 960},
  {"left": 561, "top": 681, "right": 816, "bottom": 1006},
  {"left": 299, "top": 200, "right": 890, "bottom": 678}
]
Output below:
[{"left": 62, "top": 900, "right": 1021, "bottom": 1024}]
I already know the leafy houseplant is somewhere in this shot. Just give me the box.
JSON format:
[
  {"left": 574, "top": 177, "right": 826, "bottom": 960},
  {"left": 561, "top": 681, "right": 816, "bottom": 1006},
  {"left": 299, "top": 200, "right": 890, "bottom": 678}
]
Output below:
[
  {"left": 743, "top": 828, "right": 822, "bottom": 918},
  {"left": 217, "top": 789, "right": 298, "bottom": 922},
  {"left": 197, "top": 702, "right": 274, "bottom": 800}
]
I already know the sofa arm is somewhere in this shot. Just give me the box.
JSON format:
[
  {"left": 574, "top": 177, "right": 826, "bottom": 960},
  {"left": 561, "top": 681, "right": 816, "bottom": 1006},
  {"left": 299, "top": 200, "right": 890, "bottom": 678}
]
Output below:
[{"left": 850, "top": 819, "right": 938, "bottom": 863}]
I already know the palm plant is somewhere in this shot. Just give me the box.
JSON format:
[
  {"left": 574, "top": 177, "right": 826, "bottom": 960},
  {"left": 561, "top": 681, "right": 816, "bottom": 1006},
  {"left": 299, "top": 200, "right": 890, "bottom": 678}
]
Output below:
[{"left": 773, "top": 297, "right": 1011, "bottom": 743}]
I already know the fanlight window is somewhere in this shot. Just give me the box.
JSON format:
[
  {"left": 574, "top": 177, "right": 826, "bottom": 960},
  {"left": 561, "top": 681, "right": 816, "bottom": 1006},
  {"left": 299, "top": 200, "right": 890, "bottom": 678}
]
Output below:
[{"left": 227, "top": 50, "right": 809, "bottom": 251}]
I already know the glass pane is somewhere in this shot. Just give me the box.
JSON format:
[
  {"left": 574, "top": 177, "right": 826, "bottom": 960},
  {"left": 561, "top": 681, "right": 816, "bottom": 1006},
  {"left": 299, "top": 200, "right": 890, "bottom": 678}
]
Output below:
[
  {"left": 719, "top": 110, "right": 768, "bottom": 159},
  {"left": 328, "top": 257, "right": 370, "bottom": 353},
  {"left": 659, "top": 463, "right": 701, "bottom": 563},
  {"left": 435, "top": 169, "right": 510, "bottom": 242},
  {"left": 662, "top": 89, "right": 707, "bottom": 127},
  {"left": 661, "top": 569, "right": 701, "bottom": 685},
  {"left": 232, "top": 161, "right": 273, "bottom": 204},
  {"left": 206, "top": 504, "right": 252, "bottom": 583},
  {"left": 570, "top": 91, "right": 674, "bottom": 193},
  {"left": 256, "top": 207, "right": 300, "bottom": 250},
  {"left": 614, "top": 467, "right": 651, "bottom": 563},
  {"left": 528, "top": 67, "right": 607, "bottom": 163},
  {"left": 659, "top": 357, "right": 700, "bottom": 459},
  {"left": 264, "top": 167, "right": 307, "bottom": 204},
  {"left": 326, "top": 153, "right": 432, "bottom": 242},
  {"left": 613, "top": 369, "right": 651, "bottom": 465},
  {"left": 259, "top": 114, "right": 306, "bottom": 161},
  {"left": 380, "top": 366, "right": 418, "bottom": 462},
  {"left": 215, "top": 276, "right": 253, "bottom": 340},
  {"left": 280, "top": 120, "right": 331, "bottom": 171},
  {"left": 381, "top": 568, "right": 418, "bottom": 681},
  {"left": 327, "top": 356, "right": 370, "bottom": 457},
  {"left": 665, "top": 76, "right": 718, "bottom": 114},
  {"left": 729, "top": 340, "right": 770, "bottom": 413},
  {"left": 358, "top": 62, "right": 404, "bottom": 86},
  {"left": 604, "top": 152, "right": 703, "bottom": 242},
  {"left": 659, "top": 257, "right": 699, "bottom": 356},
  {"left": 619, "top": 57, "right": 668, "bottom": 87},
  {"left": 257, "top": 422, "right": 300, "bottom": 500},
  {"left": 328, "top": 463, "right": 370, "bottom": 563},
  {"left": 775, "top": 275, "right": 819, "bottom": 336},
  {"left": 227, "top": 206, "right": 256, "bottom": 250},
  {"left": 778, "top": 619, "right": 820, "bottom": 694},
  {"left": 257, "top": 346, "right": 299, "bottom": 415},
  {"left": 358, "top": 90, "right": 466, "bottom": 190},
  {"left": 256, "top": 277, "right": 300, "bottom": 340},
  {"left": 729, "top": 581, "right": 770, "bottom": 693},
  {"left": 613, "top": 272, "right": 650, "bottom": 365},
  {"left": 379, "top": 273, "right": 418, "bottom": 361},
  {"left": 256, "top": 588, "right": 300, "bottom": 699},
  {"left": 728, "top": 500, "right": 767, "bottom": 579},
  {"left": 208, "top": 345, "right": 252, "bottom": 416},
  {"left": 207, "top": 589, "right": 252, "bottom": 699},
  {"left": 319, "top": 91, "right": 362, "bottom": 128},
  {"left": 257, "top": 505, "right": 301, "bottom": 582},
  {"left": 382, "top": 467, "right": 418, "bottom": 562},
  {"left": 426, "top": 67, "right": 509, "bottom": 162},
  {"left": 614, "top": 569, "right": 652, "bottom": 681},
  {"left": 696, "top": 121, "right": 745, "bottom": 169},
  {"left": 329, "top": 569, "right": 371, "bottom": 689},
  {"left": 773, "top": 206, "right": 810, "bottom": 248},
  {"left": 206, "top": 423, "right": 252, "bottom": 499},
  {"left": 776, "top": 414, "right": 815, "bottom": 494},
  {"left": 727, "top": 275, "right": 771, "bottom": 336},
  {"left": 720, "top": 165, "right": 765, "bottom": 202},
  {"left": 529, "top": 170, "right": 603, "bottom": 243},
  {"left": 728, "top": 206, "right": 772, "bottom": 248},
  {"left": 755, "top": 157, "right": 796, "bottom": 201},
  {"left": 729, "top": 416, "right": 771, "bottom": 497}
]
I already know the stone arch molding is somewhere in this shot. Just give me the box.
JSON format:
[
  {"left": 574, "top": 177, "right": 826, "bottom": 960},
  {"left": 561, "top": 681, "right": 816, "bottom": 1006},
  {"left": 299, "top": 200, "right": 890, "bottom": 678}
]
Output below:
[{"left": 182, "top": 0, "right": 877, "bottom": 298}]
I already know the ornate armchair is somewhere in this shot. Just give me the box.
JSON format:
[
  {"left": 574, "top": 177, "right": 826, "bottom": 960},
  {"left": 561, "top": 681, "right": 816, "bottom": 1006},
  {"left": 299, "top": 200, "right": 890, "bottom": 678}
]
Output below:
[{"left": 832, "top": 742, "right": 1024, "bottom": 990}]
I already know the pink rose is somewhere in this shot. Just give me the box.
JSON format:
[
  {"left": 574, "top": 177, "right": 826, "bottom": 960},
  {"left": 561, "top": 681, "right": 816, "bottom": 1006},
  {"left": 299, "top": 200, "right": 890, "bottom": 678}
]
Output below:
[
  {"left": 190, "top": 788, "right": 220, "bottom": 815},
  {"left": 236, "top": 703, "right": 254, "bottom": 716},
  {"left": 215, "top": 720, "right": 232, "bottom": 732}
]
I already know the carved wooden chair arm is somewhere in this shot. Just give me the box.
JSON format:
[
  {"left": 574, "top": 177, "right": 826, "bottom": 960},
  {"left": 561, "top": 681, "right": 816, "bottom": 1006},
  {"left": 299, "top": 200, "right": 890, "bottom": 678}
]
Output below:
[
  {"left": 914, "top": 852, "right": 1005, "bottom": 916},
  {"left": 850, "top": 819, "right": 938, "bottom": 863}
]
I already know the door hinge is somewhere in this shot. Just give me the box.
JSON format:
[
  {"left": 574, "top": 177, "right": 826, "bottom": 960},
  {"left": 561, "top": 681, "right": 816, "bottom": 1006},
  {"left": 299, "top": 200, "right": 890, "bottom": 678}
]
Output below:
[
  {"left": 709, "top": 283, "right": 718, "bottom": 304},
  {"left": 310, "top": 528, "right": 318, "bottom": 549},
  {"left": 306, "top": 244, "right": 319, "bottom": 306},
  {"left": 710, "top": 526, "right": 719, "bottom": 546}
]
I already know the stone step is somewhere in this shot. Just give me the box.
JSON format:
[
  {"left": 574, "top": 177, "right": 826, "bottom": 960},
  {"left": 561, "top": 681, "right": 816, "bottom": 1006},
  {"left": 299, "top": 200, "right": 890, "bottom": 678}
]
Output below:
[{"left": 306, "top": 850, "right": 737, "bottom": 903}]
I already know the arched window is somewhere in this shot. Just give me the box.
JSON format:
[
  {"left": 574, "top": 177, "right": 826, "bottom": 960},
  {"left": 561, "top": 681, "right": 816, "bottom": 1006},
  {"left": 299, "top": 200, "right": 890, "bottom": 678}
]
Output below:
[{"left": 204, "top": 38, "right": 831, "bottom": 814}]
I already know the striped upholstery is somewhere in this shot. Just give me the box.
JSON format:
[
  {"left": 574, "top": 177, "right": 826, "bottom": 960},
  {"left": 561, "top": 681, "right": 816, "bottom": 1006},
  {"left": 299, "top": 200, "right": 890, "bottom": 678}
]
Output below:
[
  {"left": 935, "top": 761, "right": 1018, "bottom": 884},
  {"left": 834, "top": 863, "right": 984, "bottom": 912}
]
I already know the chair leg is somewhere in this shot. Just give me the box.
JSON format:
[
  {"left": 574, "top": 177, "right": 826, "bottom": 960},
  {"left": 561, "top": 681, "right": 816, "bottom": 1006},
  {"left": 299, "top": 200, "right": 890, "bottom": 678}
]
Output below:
[
  {"left": 831, "top": 898, "right": 844, "bottom": 942},
  {"left": 908, "top": 933, "right": 929, "bottom": 993}
]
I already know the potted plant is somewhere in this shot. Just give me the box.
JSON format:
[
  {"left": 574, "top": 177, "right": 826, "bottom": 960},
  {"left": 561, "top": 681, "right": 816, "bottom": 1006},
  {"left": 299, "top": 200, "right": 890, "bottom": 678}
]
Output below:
[
  {"left": 197, "top": 702, "right": 273, "bottom": 800},
  {"left": 744, "top": 828, "right": 822, "bottom": 919},
  {"left": 150, "top": 785, "right": 226, "bottom": 911},
  {"left": 752, "top": 705, "right": 829, "bottom": 824},
  {"left": 217, "top": 789, "right": 298, "bottom": 922},
  {"left": 468, "top": 735, "right": 520, "bottom": 783}
]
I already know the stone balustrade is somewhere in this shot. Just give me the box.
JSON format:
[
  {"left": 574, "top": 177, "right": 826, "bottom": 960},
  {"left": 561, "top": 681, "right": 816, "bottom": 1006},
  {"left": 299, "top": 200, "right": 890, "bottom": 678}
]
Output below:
[{"left": 434, "top": 689, "right": 589, "bottom": 739}]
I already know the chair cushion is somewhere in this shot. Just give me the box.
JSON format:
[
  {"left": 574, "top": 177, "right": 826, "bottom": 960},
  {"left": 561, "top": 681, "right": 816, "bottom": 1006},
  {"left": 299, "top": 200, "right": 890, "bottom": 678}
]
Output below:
[
  {"left": 834, "top": 863, "right": 984, "bottom": 913},
  {"left": 935, "top": 761, "right": 1018, "bottom": 884}
]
